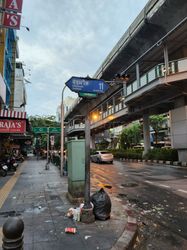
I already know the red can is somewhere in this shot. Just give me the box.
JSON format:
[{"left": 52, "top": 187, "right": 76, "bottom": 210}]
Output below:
[{"left": 65, "top": 227, "right": 77, "bottom": 234}]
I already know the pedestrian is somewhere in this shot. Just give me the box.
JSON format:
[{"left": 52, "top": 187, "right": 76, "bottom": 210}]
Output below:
[{"left": 63, "top": 151, "right": 68, "bottom": 176}]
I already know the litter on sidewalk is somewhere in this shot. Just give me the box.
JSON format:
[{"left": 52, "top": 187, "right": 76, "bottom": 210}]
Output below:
[
  {"left": 66, "top": 207, "right": 81, "bottom": 221},
  {"left": 65, "top": 227, "right": 77, "bottom": 234}
]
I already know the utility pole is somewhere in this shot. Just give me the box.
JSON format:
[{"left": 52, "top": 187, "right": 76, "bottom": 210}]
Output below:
[{"left": 60, "top": 86, "right": 67, "bottom": 177}]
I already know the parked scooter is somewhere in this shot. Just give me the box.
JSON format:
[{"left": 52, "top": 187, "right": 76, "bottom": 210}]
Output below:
[
  {"left": 14, "top": 154, "right": 24, "bottom": 163},
  {"left": 0, "top": 162, "right": 8, "bottom": 177},
  {"left": 4, "top": 156, "right": 18, "bottom": 172}
]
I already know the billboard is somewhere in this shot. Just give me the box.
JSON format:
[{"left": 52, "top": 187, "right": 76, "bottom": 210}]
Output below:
[{"left": 0, "top": 119, "right": 26, "bottom": 133}]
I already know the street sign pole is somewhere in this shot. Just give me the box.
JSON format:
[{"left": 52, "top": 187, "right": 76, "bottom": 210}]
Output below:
[
  {"left": 83, "top": 114, "right": 91, "bottom": 208},
  {"left": 46, "top": 127, "right": 49, "bottom": 170},
  {"left": 81, "top": 110, "right": 95, "bottom": 223},
  {"left": 60, "top": 85, "right": 67, "bottom": 177},
  {"left": 64, "top": 76, "right": 110, "bottom": 223}
]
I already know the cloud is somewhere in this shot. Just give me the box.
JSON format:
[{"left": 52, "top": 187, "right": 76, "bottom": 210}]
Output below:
[{"left": 19, "top": 0, "right": 148, "bottom": 116}]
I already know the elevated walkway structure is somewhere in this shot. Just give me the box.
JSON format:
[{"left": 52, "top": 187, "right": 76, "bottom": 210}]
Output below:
[{"left": 64, "top": 0, "right": 187, "bottom": 161}]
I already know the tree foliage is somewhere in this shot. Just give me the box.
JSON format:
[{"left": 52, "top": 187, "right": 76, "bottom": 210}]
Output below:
[
  {"left": 149, "top": 114, "right": 167, "bottom": 145},
  {"left": 29, "top": 115, "right": 60, "bottom": 128},
  {"left": 120, "top": 122, "right": 142, "bottom": 149},
  {"left": 29, "top": 115, "right": 61, "bottom": 150}
]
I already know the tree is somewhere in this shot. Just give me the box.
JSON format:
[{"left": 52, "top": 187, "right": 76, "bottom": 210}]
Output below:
[
  {"left": 120, "top": 122, "right": 141, "bottom": 149},
  {"left": 149, "top": 114, "right": 167, "bottom": 146},
  {"left": 29, "top": 115, "right": 61, "bottom": 150},
  {"left": 29, "top": 115, "right": 59, "bottom": 127}
]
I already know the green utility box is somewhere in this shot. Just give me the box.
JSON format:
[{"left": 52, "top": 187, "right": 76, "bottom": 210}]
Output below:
[{"left": 67, "top": 139, "right": 85, "bottom": 200}]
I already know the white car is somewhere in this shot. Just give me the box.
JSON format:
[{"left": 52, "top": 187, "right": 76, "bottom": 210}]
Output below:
[{"left": 91, "top": 151, "right": 113, "bottom": 164}]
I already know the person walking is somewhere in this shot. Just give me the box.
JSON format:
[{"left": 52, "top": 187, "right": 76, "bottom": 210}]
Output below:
[{"left": 63, "top": 151, "right": 68, "bottom": 176}]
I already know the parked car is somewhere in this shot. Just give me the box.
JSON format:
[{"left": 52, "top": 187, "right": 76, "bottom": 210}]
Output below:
[{"left": 91, "top": 151, "right": 113, "bottom": 164}]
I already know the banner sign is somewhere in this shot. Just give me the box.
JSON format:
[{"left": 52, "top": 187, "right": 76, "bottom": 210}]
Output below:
[
  {"left": 2, "top": 12, "right": 21, "bottom": 29},
  {"left": 0, "top": 119, "right": 26, "bottom": 133},
  {"left": 4, "top": 0, "right": 23, "bottom": 13}
]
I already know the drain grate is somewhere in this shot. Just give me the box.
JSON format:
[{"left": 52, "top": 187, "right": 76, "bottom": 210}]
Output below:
[{"left": 121, "top": 182, "right": 138, "bottom": 187}]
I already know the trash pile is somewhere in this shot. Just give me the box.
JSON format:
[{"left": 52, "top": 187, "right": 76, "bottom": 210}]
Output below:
[
  {"left": 65, "top": 186, "right": 112, "bottom": 233},
  {"left": 66, "top": 203, "right": 84, "bottom": 222},
  {"left": 91, "top": 188, "right": 111, "bottom": 221}
]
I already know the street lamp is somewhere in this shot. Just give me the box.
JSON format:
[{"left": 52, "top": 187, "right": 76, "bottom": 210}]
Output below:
[
  {"left": 60, "top": 85, "right": 67, "bottom": 177},
  {"left": 21, "top": 25, "right": 30, "bottom": 31}
]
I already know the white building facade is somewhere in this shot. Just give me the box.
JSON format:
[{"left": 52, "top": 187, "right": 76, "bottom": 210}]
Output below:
[{"left": 13, "top": 62, "right": 27, "bottom": 111}]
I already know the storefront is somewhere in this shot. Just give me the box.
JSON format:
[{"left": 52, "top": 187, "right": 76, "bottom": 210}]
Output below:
[{"left": 0, "top": 109, "right": 32, "bottom": 157}]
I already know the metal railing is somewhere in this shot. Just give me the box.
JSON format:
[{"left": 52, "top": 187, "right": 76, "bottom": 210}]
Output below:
[
  {"left": 66, "top": 56, "right": 187, "bottom": 132},
  {"left": 126, "top": 57, "right": 187, "bottom": 96}
]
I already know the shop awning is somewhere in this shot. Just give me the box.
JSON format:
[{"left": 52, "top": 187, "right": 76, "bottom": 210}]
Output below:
[{"left": 0, "top": 109, "right": 27, "bottom": 119}]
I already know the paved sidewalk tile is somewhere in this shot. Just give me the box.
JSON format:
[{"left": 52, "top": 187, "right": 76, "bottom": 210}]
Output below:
[{"left": 0, "top": 156, "right": 128, "bottom": 250}]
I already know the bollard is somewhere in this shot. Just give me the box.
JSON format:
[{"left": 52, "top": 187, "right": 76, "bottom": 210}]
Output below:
[{"left": 2, "top": 217, "right": 24, "bottom": 250}]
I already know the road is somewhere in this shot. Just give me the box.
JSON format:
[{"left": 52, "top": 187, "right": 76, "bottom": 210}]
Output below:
[{"left": 91, "top": 160, "right": 187, "bottom": 250}]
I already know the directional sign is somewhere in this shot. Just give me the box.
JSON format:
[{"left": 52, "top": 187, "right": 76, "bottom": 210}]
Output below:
[
  {"left": 78, "top": 92, "right": 97, "bottom": 98},
  {"left": 65, "top": 76, "right": 109, "bottom": 94},
  {"left": 32, "top": 127, "right": 48, "bottom": 134},
  {"left": 33, "top": 127, "right": 61, "bottom": 134},
  {"left": 49, "top": 127, "right": 61, "bottom": 133}
]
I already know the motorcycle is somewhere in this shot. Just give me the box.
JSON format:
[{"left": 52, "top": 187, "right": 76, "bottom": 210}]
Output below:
[
  {"left": 0, "top": 162, "right": 8, "bottom": 177},
  {"left": 5, "top": 156, "right": 18, "bottom": 172},
  {"left": 15, "top": 154, "right": 24, "bottom": 163}
]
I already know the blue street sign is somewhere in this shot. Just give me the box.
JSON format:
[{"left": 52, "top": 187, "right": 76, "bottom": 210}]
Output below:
[{"left": 65, "top": 76, "right": 109, "bottom": 94}]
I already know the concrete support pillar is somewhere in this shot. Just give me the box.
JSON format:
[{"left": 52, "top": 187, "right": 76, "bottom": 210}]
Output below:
[
  {"left": 90, "top": 134, "right": 96, "bottom": 149},
  {"left": 143, "top": 113, "right": 151, "bottom": 156},
  {"left": 170, "top": 99, "right": 187, "bottom": 162}
]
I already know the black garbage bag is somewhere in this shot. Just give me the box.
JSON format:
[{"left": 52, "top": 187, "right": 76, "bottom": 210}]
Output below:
[{"left": 91, "top": 188, "right": 111, "bottom": 220}]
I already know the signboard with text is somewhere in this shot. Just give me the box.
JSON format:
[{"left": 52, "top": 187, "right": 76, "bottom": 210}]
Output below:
[
  {"left": 33, "top": 127, "right": 61, "bottom": 134},
  {"left": 65, "top": 77, "right": 109, "bottom": 94},
  {"left": 4, "top": 0, "right": 23, "bottom": 13},
  {"left": 49, "top": 127, "right": 61, "bottom": 133},
  {"left": 0, "top": 119, "right": 26, "bottom": 133},
  {"left": 32, "top": 127, "right": 48, "bottom": 134},
  {"left": 2, "top": 12, "right": 21, "bottom": 29},
  {"left": 78, "top": 92, "right": 97, "bottom": 98}
]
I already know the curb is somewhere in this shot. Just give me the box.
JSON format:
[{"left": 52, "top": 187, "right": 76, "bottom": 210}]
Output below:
[
  {"left": 119, "top": 158, "right": 187, "bottom": 169},
  {"left": 111, "top": 206, "right": 138, "bottom": 250}
]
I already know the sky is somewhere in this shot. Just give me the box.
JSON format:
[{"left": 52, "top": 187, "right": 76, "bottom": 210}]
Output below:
[{"left": 18, "top": 0, "right": 148, "bottom": 117}]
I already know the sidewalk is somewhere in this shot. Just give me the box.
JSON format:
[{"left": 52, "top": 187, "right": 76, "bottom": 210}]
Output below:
[{"left": 0, "top": 156, "right": 136, "bottom": 250}]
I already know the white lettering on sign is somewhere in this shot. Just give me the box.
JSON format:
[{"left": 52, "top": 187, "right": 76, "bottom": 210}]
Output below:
[
  {"left": 2, "top": 12, "right": 21, "bottom": 29},
  {"left": 6, "top": 14, "right": 19, "bottom": 26},
  {"left": 72, "top": 79, "right": 89, "bottom": 86},
  {"left": 0, "top": 119, "right": 25, "bottom": 133},
  {"left": 4, "top": 0, "right": 23, "bottom": 13},
  {"left": 0, "top": 121, "right": 22, "bottom": 129},
  {"left": 8, "top": 0, "right": 18, "bottom": 10},
  {"left": 99, "top": 82, "right": 104, "bottom": 90}
]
